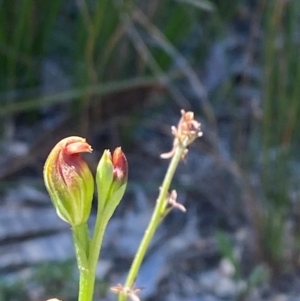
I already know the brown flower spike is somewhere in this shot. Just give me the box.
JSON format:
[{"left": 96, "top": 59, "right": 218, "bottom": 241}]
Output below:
[{"left": 161, "top": 110, "right": 202, "bottom": 159}]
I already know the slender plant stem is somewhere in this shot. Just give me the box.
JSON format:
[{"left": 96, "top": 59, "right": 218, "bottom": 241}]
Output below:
[
  {"left": 77, "top": 266, "right": 94, "bottom": 301},
  {"left": 86, "top": 213, "right": 110, "bottom": 301},
  {"left": 72, "top": 215, "right": 109, "bottom": 301},
  {"left": 90, "top": 217, "right": 110, "bottom": 266},
  {"left": 119, "top": 143, "right": 186, "bottom": 301},
  {"left": 72, "top": 223, "right": 93, "bottom": 301}
]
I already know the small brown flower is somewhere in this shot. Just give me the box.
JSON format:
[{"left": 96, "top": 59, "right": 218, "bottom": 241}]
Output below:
[
  {"left": 111, "top": 284, "right": 142, "bottom": 301},
  {"left": 167, "top": 190, "right": 186, "bottom": 212},
  {"left": 161, "top": 110, "right": 202, "bottom": 159}
]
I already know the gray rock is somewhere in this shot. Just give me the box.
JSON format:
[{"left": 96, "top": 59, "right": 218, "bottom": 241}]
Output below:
[
  {"left": 4, "top": 184, "right": 50, "bottom": 206},
  {"left": 0, "top": 207, "right": 68, "bottom": 241},
  {"left": 0, "top": 232, "right": 73, "bottom": 270}
]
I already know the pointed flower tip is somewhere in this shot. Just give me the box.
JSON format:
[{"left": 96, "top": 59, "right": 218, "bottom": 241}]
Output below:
[
  {"left": 63, "top": 137, "right": 93, "bottom": 155},
  {"left": 112, "top": 147, "right": 128, "bottom": 183}
]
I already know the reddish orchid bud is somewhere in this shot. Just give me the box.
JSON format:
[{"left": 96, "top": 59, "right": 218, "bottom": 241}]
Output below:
[
  {"left": 96, "top": 147, "right": 128, "bottom": 218},
  {"left": 111, "top": 147, "right": 128, "bottom": 186},
  {"left": 43, "top": 136, "right": 94, "bottom": 226}
]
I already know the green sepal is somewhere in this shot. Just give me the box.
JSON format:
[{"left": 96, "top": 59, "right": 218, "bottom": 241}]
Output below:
[{"left": 96, "top": 150, "right": 114, "bottom": 215}]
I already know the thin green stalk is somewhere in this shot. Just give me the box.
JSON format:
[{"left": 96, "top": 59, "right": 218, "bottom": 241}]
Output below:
[
  {"left": 77, "top": 267, "right": 94, "bottom": 301},
  {"left": 119, "top": 143, "right": 186, "bottom": 301},
  {"left": 75, "top": 210, "right": 111, "bottom": 301},
  {"left": 72, "top": 223, "right": 93, "bottom": 301},
  {"left": 72, "top": 213, "right": 110, "bottom": 301},
  {"left": 87, "top": 215, "right": 110, "bottom": 301}
]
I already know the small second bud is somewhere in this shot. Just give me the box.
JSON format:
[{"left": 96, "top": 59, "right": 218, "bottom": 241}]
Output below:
[{"left": 96, "top": 147, "right": 128, "bottom": 217}]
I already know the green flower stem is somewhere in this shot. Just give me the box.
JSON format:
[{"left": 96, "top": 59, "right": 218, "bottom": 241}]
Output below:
[
  {"left": 77, "top": 265, "right": 94, "bottom": 301},
  {"left": 119, "top": 143, "right": 186, "bottom": 301},
  {"left": 87, "top": 215, "right": 110, "bottom": 301},
  {"left": 73, "top": 214, "right": 109, "bottom": 301},
  {"left": 72, "top": 223, "right": 93, "bottom": 301}
]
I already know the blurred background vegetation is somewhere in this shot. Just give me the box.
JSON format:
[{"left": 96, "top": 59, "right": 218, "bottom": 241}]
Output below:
[{"left": 1, "top": 0, "right": 300, "bottom": 300}]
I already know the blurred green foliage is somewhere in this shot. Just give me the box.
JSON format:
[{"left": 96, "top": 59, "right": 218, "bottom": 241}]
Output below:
[
  {"left": 255, "top": 0, "right": 300, "bottom": 269},
  {"left": 0, "top": 0, "right": 214, "bottom": 120}
]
